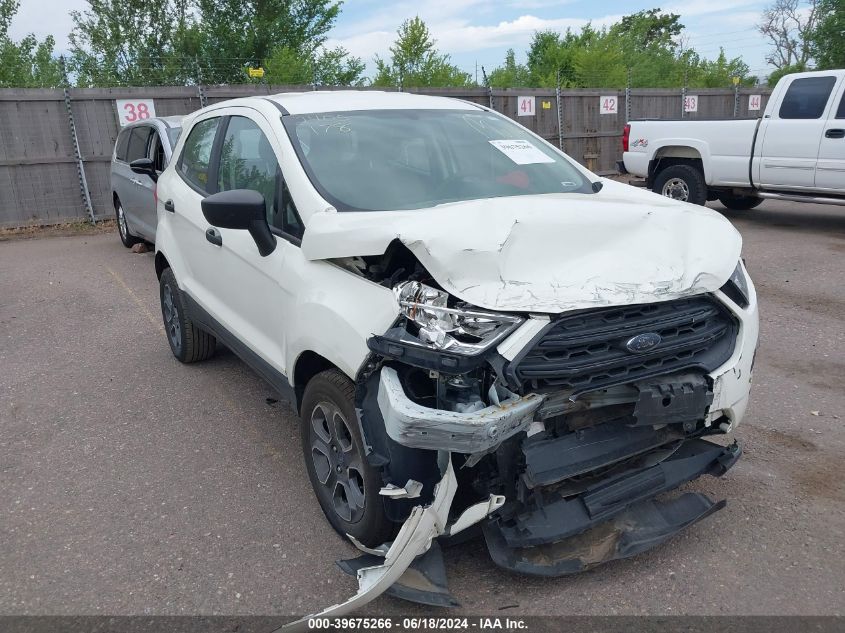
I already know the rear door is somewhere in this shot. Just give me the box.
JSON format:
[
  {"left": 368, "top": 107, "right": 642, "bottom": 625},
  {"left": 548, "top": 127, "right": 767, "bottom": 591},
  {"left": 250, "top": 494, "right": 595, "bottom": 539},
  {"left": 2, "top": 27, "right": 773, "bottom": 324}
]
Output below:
[
  {"left": 815, "top": 81, "right": 845, "bottom": 192},
  {"left": 758, "top": 75, "right": 838, "bottom": 190}
]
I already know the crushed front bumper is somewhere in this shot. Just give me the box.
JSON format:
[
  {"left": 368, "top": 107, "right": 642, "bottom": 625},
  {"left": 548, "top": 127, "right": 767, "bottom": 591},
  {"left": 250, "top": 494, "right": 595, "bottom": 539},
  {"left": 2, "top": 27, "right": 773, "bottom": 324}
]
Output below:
[
  {"left": 484, "top": 437, "right": 740, "bottom": 575},
  {"left": 377, "top": 366, "right": 544, "bottom": 453}
]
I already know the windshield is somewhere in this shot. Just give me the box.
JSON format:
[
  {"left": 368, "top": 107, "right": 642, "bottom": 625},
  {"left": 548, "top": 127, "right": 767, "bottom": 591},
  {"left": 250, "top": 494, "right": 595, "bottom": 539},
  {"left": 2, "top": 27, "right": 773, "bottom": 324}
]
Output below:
[{"left": 283, "top": 109, "right": 593, "bottom": 211}]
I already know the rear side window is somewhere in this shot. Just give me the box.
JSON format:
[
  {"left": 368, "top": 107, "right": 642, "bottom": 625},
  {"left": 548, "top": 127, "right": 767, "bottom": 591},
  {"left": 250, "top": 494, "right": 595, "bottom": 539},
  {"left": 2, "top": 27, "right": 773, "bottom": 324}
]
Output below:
[
  {"left": 126, "top": 126, "right": 151, "bottom": 163},
  {"left": 779, "top": 76, "right": 837, "bottom": 119},
  {"left": 178, "top": 118, "right": 220, "bottom": 192},
  {"left": 837, "top": 92, "right": 845, "bottom": 119},
  {"left": 115, "top": 129, "right": 130, "bottom": 161}
]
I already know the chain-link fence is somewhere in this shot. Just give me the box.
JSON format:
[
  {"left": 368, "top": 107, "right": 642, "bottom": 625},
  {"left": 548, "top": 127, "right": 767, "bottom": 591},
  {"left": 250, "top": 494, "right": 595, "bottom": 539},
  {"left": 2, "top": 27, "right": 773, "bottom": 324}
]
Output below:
[{"left": 0, "top": 82, "right": 772, "bottom": 229}]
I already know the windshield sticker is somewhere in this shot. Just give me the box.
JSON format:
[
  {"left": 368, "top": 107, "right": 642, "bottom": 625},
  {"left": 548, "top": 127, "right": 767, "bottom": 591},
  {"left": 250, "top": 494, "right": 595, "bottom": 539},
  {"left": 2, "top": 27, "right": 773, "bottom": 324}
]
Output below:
[{"left": 489, "top": 140, "right": 555, "bottom": 165}]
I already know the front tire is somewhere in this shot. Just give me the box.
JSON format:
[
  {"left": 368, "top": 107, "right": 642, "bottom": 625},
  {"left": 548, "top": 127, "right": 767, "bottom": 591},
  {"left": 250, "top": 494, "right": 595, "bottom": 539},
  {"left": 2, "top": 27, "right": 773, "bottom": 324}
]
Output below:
[
  {"left": 300, "top": 369, "right": 393, "bottom": 547},
  {"left": 653, "top": 164, "right": 707, "bottom": 206},
  {"left": 115, "top": 199, "right": 140, "bottom": 248},
  {"left": 159, "top": 268, "right": 216, "bottom": 363},
  {"left": 718, "top": 193, "right": 763, "bottom": 210}
]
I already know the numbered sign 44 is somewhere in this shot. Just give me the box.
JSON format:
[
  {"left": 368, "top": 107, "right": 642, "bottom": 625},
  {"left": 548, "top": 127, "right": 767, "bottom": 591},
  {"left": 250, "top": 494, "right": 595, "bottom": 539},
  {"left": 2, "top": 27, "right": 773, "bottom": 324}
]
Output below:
[
  {"left": 517, "top": 96, "right": 535, "bottom": 117},
  {"left": 684, "top": 95, "right": 698, "bottom": 113},
  {"left": 748, "top": 94, "right": 762, "bottom": 111},
  {"left": 600, "top": 96, "right": 618, "bottom": 115},
  {"left": 116, "top": 99, "right": 156, "bottom": 126}
]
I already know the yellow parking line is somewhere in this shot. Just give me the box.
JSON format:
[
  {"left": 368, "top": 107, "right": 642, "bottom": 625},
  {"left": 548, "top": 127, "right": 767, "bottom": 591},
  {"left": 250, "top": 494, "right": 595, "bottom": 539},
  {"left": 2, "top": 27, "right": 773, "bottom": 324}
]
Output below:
[{"left": 105, "top": 266, "right": 164, "bottom": 332}]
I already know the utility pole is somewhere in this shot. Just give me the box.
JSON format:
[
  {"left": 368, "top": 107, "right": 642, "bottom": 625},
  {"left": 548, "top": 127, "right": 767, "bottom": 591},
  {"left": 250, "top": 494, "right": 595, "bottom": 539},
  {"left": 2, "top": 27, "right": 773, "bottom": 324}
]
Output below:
[{"left": 556, "top": 68, "right": 564, "bottom": 151}]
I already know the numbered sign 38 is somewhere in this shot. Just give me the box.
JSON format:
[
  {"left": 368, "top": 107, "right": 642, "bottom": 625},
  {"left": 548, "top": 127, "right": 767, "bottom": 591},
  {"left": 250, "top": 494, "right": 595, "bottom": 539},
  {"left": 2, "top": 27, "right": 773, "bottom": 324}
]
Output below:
[
  {"left": 600, "top": 96, "right": 618, "bottom": 115},
  {"left": 684, "top": 95, "right": 698, "bottom": 113},
  {"left": 116, "top": 99, "right": 156, "bottom": 126},
  {"left": 748, "top": 94, "right": 762, "bottom": 111},
  {"left": 517, "top": 96, "right": 535, "bottom": 117}
]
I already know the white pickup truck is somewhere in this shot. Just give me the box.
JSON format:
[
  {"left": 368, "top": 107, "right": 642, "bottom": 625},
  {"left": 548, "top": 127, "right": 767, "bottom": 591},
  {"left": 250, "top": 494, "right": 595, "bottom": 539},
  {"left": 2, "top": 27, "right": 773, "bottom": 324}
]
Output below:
[{"left": 622, "top": 69, "right": 845, "bottom": 209}]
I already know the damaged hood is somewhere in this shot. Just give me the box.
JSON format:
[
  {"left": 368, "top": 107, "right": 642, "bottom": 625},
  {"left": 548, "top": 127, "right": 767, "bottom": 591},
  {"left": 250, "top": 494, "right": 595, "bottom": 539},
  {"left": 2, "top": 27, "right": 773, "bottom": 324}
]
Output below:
[{"left": 301, "top": 179, "right": 742, "bottom": 313}]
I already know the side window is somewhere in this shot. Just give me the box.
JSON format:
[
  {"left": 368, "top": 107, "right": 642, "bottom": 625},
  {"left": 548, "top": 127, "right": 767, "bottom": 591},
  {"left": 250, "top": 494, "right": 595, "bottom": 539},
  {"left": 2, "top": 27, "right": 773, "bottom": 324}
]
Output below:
[
  {"left": 115, "top": 129, "right": 130, "bottom": 161},
  {"left": 178, "top": 118, "right": 219, "bottom": 192},
  {"left": 149, "top": 132, "right": 166, "bottom": 172},
  {"left": 837, "top": 91, "right": 845, "bottom": 119},
  {"left": 217, "top": 115, "right": 303, "bottom": 237},
  {"left": 125, "top": 126, "right": 151, "bottom": 163},
  {"left": 779, "top": 76, "right": 837, "bottom": 119}
]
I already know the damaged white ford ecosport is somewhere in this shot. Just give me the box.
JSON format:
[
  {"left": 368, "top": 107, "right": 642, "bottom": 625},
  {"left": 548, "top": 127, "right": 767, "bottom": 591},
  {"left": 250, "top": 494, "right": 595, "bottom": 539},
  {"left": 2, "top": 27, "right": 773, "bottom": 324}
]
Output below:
[{"left": 153, "top": 91, "right": 758, "bottom": 617}]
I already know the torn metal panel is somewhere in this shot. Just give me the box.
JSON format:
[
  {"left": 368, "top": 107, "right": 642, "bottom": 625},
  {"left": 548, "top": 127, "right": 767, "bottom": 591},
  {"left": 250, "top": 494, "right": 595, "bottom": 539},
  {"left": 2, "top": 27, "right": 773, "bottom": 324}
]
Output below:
[
  {"left": 377, "top": 366, "right": 544, "bottom": 452},
  {"left": 301, "top": 179, "right": 742, "bottom": 313}
]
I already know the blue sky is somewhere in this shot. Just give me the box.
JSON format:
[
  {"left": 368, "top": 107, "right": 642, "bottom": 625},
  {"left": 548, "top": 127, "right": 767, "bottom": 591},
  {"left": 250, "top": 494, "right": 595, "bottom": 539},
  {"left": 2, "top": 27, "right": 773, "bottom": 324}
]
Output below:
[{"left": 10, "top": 0, "right": 777, "bottom": 80}]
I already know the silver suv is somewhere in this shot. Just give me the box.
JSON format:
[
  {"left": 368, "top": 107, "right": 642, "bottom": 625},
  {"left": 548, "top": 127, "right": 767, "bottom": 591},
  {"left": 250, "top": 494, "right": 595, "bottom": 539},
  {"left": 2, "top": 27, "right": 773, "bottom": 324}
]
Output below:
[{"left": 111, "top": 116, "right": 182, "bottom": 246}]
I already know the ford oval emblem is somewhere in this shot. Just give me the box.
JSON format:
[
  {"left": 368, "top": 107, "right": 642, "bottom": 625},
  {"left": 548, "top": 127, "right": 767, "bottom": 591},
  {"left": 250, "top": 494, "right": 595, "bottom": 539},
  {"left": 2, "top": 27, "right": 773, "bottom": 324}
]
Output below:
[{"left": 625, "top": 332, "right": 662, "bottom": 353}]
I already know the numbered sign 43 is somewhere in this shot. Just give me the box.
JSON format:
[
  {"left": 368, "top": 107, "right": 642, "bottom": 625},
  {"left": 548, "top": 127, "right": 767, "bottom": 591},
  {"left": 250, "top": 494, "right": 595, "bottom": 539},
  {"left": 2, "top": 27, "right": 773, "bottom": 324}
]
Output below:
[
  {"left": 748, "top": 94, "right": 762, "bottom": 111},
  {"left": 684, "top": 95, "right": 698, "bottom": 113},
  {"left": 517, "top": 96, "right": 535, "bottom": 117},
  {"left": 116, "top": 99, "right": 156, "bottom": 126},
  {"left": 600, "top": 96, "right": 618, "bottom": 114}
]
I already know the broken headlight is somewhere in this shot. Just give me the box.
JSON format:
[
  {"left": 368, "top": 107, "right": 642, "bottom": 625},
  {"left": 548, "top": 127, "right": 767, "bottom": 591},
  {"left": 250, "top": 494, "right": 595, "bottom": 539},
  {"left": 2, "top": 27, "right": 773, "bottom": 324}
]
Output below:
[
  {"left": 393, "top": 281, "right": 523, "bottom": 354},
  {"left": 720, "top": 260, "right": 750, "bottom": 308}
]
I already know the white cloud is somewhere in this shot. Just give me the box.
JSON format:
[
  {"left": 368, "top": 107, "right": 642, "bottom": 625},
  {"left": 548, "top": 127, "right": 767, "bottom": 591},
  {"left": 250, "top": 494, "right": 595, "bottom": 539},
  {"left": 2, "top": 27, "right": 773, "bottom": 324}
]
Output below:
[{"left": 8, "top": 0, "right": 86, "bottom": 52}]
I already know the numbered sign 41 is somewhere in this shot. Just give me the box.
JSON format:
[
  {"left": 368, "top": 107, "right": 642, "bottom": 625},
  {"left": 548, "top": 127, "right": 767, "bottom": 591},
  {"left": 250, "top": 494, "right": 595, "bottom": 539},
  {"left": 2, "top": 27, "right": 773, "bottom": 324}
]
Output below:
[
  {"left": 517, "top": 96, "right": 535, "bottom": 117},
  {"left": 116, "top": 99, "right": 156, "bottom": 126},
  {"left": 684, "top": 95, "right": 698, "bottom": 113},
  {"left": 600, "top": 96, "right": 618, "bottom": 114}
]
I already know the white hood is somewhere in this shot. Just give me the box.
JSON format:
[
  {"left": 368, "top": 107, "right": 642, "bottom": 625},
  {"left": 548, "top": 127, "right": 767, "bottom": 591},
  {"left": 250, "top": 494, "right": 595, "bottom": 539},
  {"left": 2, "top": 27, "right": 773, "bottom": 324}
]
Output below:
[{"left": 301, "top": 179, "right": 742, "bottom": 314}]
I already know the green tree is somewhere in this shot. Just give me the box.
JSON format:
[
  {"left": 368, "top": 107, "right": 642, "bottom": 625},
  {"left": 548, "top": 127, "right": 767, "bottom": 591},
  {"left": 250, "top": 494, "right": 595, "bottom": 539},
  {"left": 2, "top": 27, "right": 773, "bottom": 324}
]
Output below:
[
  {"left": 488, "top": 49, "right": 531, "bottom": 88},
  {"left": 688, "top": 49, "right": 756, "bottom": 87},
  {"left": 809, "top": 0, "right": 845, "bottom": 69},
  {"left": 372, "top": 17, "right": 472, "bottom": 88},
  {"left": 0, "top": 0, "right": 63, "bottom": 87},
  {"left": 197, "top": 0, "right": 341, "bottom": 83},
  {"left": 758, "top": 0, "right": 819, "bottom": 69},
  {"left": 69, "top": 0, "right": 199, "bottom": 86},
  {"left": 263, "top": 45, "right": 365, "bottom": 86}
]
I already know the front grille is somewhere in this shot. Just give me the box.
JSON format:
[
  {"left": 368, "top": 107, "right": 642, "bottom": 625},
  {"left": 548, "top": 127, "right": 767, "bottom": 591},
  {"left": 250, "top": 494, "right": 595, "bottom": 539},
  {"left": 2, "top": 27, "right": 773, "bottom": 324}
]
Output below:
[{"left": 510, "top": 296, "right": 737, "bottom": 393}]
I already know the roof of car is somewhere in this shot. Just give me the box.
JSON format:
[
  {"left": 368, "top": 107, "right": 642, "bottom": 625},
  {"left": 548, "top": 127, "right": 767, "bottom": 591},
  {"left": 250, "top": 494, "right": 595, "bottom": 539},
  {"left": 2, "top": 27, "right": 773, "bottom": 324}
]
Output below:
[{"left": 264, "top": 90, "right": 483, "bottom": 115}]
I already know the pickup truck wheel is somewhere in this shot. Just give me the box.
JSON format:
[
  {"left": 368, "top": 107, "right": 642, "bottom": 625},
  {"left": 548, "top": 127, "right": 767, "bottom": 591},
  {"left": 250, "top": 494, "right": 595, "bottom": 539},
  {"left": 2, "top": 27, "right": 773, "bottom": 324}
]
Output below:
[
  {"left": 115, "top": 200, "right": 140, "bottom": 248},
  {"left": 301, "top": 369, "right": 393, "bottom": 548},
  {"left": 159, "top": 268, "right": 217, "bottom": 363},
  {"left": 653, "top": 165, "right": 707, "bottom": 206},
  {"left": 717, "top": 193, "right": 763, "bottom": 210}
]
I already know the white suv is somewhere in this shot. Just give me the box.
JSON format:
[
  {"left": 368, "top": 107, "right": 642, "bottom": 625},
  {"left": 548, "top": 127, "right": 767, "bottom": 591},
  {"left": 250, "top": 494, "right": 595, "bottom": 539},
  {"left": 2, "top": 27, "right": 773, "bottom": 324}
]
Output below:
[{"left": 154, "top": 91, "right": 758, "bottom": 615}]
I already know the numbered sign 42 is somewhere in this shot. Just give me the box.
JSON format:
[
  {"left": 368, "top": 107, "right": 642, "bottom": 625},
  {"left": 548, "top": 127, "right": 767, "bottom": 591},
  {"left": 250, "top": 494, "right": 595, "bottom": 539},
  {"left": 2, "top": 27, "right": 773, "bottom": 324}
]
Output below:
[
  {"left": 116, "top": 99, "right": 156, "bottom": 126},
  {"left": 517, "top": 96, "right": 535, "bottom": 117},
  {"left": 748, "top": 94, "right": 762, "bottom": 111},
  {"left": 600, "top": 96, "right": 618, "bottom": 115},
  {"left": 684, "top": 95, "right": 698, "bottom": 113}
]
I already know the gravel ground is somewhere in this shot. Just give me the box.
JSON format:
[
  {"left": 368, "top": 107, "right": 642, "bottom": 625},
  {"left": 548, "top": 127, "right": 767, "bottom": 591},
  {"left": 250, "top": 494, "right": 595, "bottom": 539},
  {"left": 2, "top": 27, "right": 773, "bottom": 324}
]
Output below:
[{"left": 0, "top": 199, "right": 843, "bottom": 617}]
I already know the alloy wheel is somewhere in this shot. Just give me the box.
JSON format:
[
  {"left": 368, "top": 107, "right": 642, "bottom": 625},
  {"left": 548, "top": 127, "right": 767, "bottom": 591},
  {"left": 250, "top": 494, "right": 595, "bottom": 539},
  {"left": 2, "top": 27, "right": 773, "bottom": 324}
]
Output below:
[
  {"left": 162, "top": 284, "right": 182, "bottom": 353},
  {"left": 661, "top": 178, "right": 690, "bottom": 201}
]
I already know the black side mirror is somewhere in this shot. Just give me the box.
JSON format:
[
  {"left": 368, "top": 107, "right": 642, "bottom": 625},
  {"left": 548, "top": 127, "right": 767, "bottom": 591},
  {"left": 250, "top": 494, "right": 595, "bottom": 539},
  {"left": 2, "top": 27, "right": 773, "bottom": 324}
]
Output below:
[
  {"left": 201, "top": 189, "right": 276, "bottom": 257},
  {"left": 129, "top": 157, "right": 158, "bottom": 182}
]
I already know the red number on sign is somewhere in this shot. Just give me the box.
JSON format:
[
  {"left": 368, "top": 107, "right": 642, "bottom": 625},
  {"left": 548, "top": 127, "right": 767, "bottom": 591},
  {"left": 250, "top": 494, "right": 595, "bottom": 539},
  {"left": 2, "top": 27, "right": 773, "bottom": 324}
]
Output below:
[
  {"left": 124, "top": 103, "right": 137, "bottom": 122},
  {"left": 603, "top": 98, "right": 615, "bottom": 111},
  {"left": 521, "top": 99, "right": 528, "bottom": 112},
  {"left": 137, "top": 103, "right": 150, "bottom": 119}
]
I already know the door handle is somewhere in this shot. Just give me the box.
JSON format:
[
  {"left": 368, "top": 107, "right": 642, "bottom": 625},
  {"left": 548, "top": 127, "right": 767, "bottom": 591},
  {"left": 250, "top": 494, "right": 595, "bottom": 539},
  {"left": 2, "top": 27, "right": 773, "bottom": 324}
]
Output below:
[
  {"left": 205, "top": 227, "right": 222, "bottom": 246},
  {"left": 825, "top": 128, "right": 845, "bottom": 139},
  {"left": 164, "top": 199, "right": 175, "bottom": 213}
]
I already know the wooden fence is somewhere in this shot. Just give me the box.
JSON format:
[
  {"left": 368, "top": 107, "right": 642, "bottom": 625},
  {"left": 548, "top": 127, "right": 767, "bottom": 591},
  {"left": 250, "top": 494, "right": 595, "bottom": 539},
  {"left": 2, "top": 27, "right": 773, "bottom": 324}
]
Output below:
[{"left": 0, "top": 84, "right": 772, "bottom": 228}]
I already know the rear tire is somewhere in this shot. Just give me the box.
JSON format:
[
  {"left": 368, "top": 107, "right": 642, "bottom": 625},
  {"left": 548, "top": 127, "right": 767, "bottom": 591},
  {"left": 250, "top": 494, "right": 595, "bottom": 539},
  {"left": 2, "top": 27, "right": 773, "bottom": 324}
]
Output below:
[
  {"left": 300, "top": 369, "right": 394, "bottom": 547},
  {"left": 115, "top": 198, "right": 140, "bottom": 248},
  {"left": 717, "top": 193, "right": 763, "bottom": 210},
  {"left": 159, "top": 268, "right": 216, "bottom": 363},
  {"left": 653, "top": 164, "right": 707, "bottom": 206}
]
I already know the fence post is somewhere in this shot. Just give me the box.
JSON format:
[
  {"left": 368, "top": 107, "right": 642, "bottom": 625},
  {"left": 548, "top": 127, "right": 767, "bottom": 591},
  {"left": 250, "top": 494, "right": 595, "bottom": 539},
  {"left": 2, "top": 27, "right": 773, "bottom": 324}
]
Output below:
[
  {"left": 625, "top": 67, "right": 632, "bottom": 122},
  {"left": 681, "top": 67, "right": 688, "bottom": 119},
  {"left": 481, "top": 66, "right": 493, "bottom": 110},
  {"left": 60, "top": 57, "right": 96, "bottom": 224},
  {"left": 733, "top": 80, "right": 740, "bottom": 117},
  {"left": 556, "top": 69, "right": 564, "bottom": 151},
  {"left": 194, "top": 56, "right": 208, "bottom": 108}
]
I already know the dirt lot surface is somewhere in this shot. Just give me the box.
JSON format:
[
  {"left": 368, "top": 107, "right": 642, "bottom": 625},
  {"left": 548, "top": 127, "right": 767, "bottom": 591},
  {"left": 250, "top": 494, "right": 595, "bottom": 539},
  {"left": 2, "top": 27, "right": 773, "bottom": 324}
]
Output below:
[{"left": 1, "top": 199, "right": 843, "bottom": 617}]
